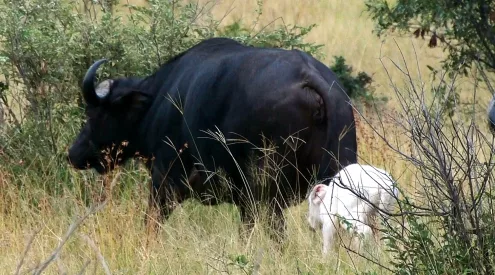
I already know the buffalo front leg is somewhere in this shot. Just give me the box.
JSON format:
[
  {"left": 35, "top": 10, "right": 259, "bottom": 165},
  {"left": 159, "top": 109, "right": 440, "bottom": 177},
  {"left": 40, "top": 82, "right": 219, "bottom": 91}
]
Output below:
[
  {"left": 145, "top": 149, "right": 196, "bottom": 229},
  {"left": 148, "top": 181, "right": 178, "bottom": 220},
  {"left": 145, "top": 179, "right": 180, "bottom": 233}
]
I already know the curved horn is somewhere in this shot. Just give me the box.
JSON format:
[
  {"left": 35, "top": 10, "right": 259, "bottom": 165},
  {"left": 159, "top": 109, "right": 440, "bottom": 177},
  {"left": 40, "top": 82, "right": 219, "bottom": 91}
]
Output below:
[{"left": 82, "top": 59, "right": 108, "bottom": 105}]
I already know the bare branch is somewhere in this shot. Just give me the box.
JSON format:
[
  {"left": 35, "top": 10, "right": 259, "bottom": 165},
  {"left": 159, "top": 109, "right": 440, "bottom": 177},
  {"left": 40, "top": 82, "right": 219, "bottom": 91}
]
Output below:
[
  {"left": 32, "top": 200, "right": 108, "bottom": 275},
  {"left": 14, "top": 228, "right": 42, "bottom": 275}
]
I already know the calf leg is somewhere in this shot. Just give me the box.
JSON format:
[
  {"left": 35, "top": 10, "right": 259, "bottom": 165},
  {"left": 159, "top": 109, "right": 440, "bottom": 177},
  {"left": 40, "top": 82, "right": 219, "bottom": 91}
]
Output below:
[
  {"left": 342, "top": 202, "right": 376, "bottom": 251},
  {"left": 321, "top": 220, "right": 335, "bottom": 256}
]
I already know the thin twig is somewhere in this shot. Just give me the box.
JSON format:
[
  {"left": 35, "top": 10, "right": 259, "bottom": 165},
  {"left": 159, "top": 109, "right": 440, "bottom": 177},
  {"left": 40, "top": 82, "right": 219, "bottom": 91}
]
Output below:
[
  {"left": 32, "top": 201, "right": 108, "bottom": 275},
  {"left": 80, "top": 234, "right": 112, "bottom": 275},
  {"left": 76, "top": 260, "right": 92, "bottom": 275},
  {"left": 14, "top": 228, "right": 42, "bottom": 275}
]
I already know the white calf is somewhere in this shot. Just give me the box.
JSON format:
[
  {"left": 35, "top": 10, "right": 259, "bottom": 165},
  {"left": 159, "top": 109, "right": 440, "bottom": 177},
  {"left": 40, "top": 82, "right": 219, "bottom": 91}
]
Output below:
[{"left": 307, "top": 163, "right": 398, "bottom": 255}]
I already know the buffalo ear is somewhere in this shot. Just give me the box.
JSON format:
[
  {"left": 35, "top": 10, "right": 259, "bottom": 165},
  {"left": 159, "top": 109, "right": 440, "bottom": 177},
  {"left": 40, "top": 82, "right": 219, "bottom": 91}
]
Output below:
[{"left": 110, "top": 90, "right": 151, "bottom": 120}]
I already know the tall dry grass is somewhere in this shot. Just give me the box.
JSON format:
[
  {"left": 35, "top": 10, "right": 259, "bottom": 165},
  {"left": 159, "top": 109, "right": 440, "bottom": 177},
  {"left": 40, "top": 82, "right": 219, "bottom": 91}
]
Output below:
[{"left": 0, "top": 105, "right": 403, "bottom": 274}]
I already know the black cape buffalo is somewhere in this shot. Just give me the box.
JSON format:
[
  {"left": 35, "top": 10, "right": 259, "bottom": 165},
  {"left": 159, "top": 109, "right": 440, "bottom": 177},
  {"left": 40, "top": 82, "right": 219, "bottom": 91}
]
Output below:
[
  {"left": 488, "top": 95, "right": 495, "bottom": 132},
  {"left": 67, "top": 37, "right": 358, "bottom": 240}
]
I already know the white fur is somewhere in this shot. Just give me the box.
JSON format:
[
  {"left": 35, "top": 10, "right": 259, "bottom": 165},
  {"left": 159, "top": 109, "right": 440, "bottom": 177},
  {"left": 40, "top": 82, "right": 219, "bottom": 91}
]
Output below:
[{"left": 307, "top": 163, "right": 398, "bottom": 255}]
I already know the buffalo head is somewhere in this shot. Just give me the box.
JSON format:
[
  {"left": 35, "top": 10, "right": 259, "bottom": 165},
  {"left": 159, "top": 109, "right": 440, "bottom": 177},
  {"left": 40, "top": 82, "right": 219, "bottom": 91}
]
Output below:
[
  {"left": 488, "top": 95, "right": 495, "bottom": 133},
  {"left": 67, "top": 59, "right": 151, "bottom": 174}
]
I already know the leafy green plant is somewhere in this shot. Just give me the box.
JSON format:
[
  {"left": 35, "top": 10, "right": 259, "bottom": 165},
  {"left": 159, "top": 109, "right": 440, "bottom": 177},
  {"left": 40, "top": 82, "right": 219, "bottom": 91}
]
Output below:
[
  {"left": 329, "top": 55, "right": 385, "bottom": 104},
  {"left": 0, "top": 0, "right": 220, "bottom": 190},
  {"left": 218, "top": 21, "right": 381, "bottom": 103},
  {"left": 352, "top": 48, "right": 495, "bottom": 275},
  {"left": 218, "top": 19, "right": 325, "bottom": 60},
  {"left": 0, "top": 0, "right": 326, "bottom": 192},
  {"left": 365, "top": 0, "right": 495, "bottom": 75}
]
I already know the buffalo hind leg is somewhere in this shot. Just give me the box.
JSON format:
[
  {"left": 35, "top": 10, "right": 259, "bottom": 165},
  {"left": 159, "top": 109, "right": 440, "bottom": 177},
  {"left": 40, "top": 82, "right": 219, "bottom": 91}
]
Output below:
[
  {"left": 238, "top": 198, "right": 288, "bottom": 245},
  {"left": 267, "top": 199, "right": 287, "bottom": 245},
  {"left": 238, "top": 202, "right": 257, "bottom": 242}
]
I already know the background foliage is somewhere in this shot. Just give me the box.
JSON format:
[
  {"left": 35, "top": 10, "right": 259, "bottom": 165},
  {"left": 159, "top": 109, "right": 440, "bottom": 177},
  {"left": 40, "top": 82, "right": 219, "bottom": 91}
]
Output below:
[
  {"left": 0, "top": 0, "right": 376, "bottom": 180},
  {"left": 365, "top": 0, "right": 495, "bottom": 75}
]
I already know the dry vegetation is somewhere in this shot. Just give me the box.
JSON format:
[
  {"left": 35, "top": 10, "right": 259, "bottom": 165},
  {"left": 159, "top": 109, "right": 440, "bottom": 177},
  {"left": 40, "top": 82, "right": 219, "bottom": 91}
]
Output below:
[{"left": 1, "top": 0, "right": 493, "bottom": 274}]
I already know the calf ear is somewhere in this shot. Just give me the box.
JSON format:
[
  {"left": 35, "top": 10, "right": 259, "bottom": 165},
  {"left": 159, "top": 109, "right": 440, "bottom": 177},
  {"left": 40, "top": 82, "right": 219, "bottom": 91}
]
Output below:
[
  {"left": 312, "top": 184, "right": 327, "bottom": 204},
  {"left": 111, "top": 90, "right": 151, "bottom": 119}
]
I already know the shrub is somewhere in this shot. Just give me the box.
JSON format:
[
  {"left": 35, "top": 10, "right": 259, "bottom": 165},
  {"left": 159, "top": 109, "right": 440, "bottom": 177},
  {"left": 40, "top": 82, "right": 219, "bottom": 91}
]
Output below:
[
  {"left": 347, "top": 44, "right": 495, "bottom": 275},
  {"left": 217, "top": 19, "right": 325, "bottom": 60},
  {"left": 329, "top": 55, "right": 385, "bottom": 104},
  {"left": 218, "top": 21, "right": 381, "bottom": 104},
  {"left": 0, "top": 0, "right": 325, "bottom": 190}
]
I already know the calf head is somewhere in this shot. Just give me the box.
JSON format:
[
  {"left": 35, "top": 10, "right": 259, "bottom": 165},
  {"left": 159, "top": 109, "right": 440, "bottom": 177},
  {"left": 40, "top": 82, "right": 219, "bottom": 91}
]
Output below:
[{"left": 67, "top": 59, "right": 151, "bottom": 174}]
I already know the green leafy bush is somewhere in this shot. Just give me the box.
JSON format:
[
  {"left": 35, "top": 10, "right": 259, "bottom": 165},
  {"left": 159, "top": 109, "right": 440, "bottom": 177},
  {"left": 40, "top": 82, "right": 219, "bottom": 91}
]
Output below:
[
  {"left": 0, "top": 0, "right": 219, "bottom": 186},
  {"left": 329, "top": 55, "right": 384, "bottom": 103},
  {"left": 218, "top": 21, "right": 381, "bottom": 104},
  {"left": 365, "top": 0, "right": 495, "bottom": 75},
  {"left": 0, "top": 0, "right": 327, "bottom": 189},
  {"left": 217, "top": 20, "right": 325, "bottom": 59},
  {"left": 0, "top": 0, "right": 379, "bottom": 204},
  {"left": 351, "top": 54, "right": 495, "bottom": 275}
]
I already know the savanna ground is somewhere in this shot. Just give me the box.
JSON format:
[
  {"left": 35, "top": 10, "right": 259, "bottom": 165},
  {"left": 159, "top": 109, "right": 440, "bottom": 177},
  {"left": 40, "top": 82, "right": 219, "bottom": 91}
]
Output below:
[{"left": 1, "top": 0, "right": 494, "bottom": 274}]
